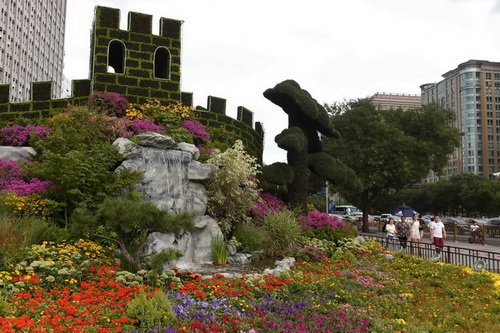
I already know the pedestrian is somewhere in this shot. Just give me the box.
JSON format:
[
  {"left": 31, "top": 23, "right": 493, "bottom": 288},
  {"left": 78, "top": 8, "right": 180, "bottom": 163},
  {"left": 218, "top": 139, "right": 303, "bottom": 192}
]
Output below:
[
  {"left": 429, "top": 215, "right": 446, "bottom": 254},
  {"left": 385, "top": 218, "right": 397, "bottom": 249},
  {"left": 396, "top": 216, "right": 410, "bottom": 249},
  {"left": 418, "top": 214, "right": 425, "bottom": 239},
  {"left": 409, "top": 213, "right": 421, "bottom": 245}
]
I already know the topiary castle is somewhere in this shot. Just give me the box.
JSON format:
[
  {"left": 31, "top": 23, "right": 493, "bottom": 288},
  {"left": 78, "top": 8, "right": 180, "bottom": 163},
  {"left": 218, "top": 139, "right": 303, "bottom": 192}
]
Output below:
[{"left": 0, "top": 6, "right": 264, "bottom": 160}]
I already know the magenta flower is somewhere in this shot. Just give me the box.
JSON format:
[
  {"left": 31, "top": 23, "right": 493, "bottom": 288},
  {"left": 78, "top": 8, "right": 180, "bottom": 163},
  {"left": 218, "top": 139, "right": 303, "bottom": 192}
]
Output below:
[
  {"left": 300, "top": 211, "right": 346, "bottom": 230},
  {"left": 0, "top": 124, "right": 51, "bottom": 146},
  {"left": 182, "top": 120, "right": 210, "bottom": 142}
]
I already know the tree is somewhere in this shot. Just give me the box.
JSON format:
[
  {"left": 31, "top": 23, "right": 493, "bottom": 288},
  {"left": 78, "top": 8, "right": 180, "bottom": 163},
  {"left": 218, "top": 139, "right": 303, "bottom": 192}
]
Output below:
[
  {"left": 71, "top": 197, "right": 194, "bottom": 271},
  {"left": 262, "top": 80, "right": 358, "bottom": 211},
  {"left": 324, "top": 99, "right": 461, "bottom": 232}
]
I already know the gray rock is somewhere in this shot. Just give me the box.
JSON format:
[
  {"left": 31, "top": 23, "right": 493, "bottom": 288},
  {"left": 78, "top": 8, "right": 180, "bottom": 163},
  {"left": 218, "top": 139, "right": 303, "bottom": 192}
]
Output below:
[
  {"left": 142, "top": 215, "right": 223, "bottom": 268},
  {"left": 112, "top": 138, "right": 140, "bottom": 159},
  {"left": 176, "top": 142, "right": 200, "bottom": 161},
  {"left": 188, "top": 160, "right": 212, "bottom": 181},
  {"left": 263, "top": 256, "right": 295, "bottom": 275},
  {"left": 0, "top": 146, "right": 36, "bottom": 161},
  {"left": 352, "top": 236, "right": 366, "bottom": 244},
  {"left": 228, "top": 253, "right": 252, "bottom": 265},
  {"left": 136, "top": 132, "right": 176, "bottom": 149}
]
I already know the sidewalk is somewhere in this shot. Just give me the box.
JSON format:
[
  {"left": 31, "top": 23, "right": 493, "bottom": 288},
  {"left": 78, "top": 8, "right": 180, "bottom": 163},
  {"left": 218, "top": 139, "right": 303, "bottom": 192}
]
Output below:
[{"left": 362, "top": 229, "right": 500, "bottom": 255}]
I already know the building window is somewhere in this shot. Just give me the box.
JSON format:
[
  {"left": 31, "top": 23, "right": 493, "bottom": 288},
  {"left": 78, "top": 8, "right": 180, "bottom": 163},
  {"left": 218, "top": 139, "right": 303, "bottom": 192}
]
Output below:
[
  {"left": 154, "top": 47, "right": 171, "bottom": 80},
  {"left": 107, "top": 40, "right": 126, "bottom": 74}
]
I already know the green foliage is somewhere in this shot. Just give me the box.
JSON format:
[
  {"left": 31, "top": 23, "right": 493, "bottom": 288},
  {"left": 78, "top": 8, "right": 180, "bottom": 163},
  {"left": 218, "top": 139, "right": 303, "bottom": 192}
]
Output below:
[
  {"left": 263, "top": 80, "right": 348, "bottom": 211},
  {"left": 397, "top": 173, "right": 500, "bottom": 217},
  {"left": 0, "top": 212, "right": 70, "bottom": 270},
  {"left": 124, "top": 291, "right": 176, "bottom": 330},
  {"left": 24, "top": 107, "right": 142, "bottom": 222},
  {"left": 0, "top": 291, "right": 10, "bottom": 317},
  {"left": 205, "top": 140, "right": 261, "bottom": 236},
  {"left": 261, "top": 210, "right": 301, "bottom": 257},
  {"left": 143, "top": 249, "right": 183, "bottom": 283},
  {"left": 203, "top": 126, "right": 240, "bottom": 151},
  {"left": 324, "top": 99, "right": 461, "bottom": 231},
  {"left": 308, "top": 152, "right": 361, "bottom": 191},
  {"left": 303, "top": 224, "right": 358, "bottom": 245},
  {"left": 298, "top": 236, "right": 337, "bottom": 256},
  {"left": 259, "top": 162, "right": 294, "bottom": 186},
  {"left": 275, "top": 127, "right": 307, "bottom": 152},
  {"left": 211, "top": 235, "right": 230, "bottom": 264},
  {"left": 233, "top": 224, "right": 270, "bottom": 252},
  {"left": 70, "top": 197, "right": 194, "bottom": 271}
]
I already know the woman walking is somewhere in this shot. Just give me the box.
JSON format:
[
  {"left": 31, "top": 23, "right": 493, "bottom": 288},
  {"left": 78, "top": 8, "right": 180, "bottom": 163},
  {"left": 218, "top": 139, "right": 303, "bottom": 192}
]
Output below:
[
  {"left": 409, "top": 214, "right": 421, "bottom": 244},
  {"left": 385, "top": 218, "right": 397, "bottom": 250},
  {"left": 396, "top": 216, "right": 410, "bottom": 250}
]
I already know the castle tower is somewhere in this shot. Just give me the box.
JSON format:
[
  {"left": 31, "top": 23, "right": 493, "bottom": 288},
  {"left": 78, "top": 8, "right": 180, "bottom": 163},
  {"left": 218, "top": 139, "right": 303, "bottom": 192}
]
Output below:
[{"left": 89, "top": 6, "right": 182, "bottom": 104}]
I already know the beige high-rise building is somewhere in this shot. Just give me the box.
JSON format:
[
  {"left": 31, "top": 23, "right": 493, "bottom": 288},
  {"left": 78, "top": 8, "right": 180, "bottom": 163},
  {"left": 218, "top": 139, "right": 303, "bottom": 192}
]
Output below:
[
  {"left": 0, "top": 0, "right": 67, "bottom": 102},
  {"left": 370, "top": 92, "right": 421, "bottom": 110},
  {"left": 421, "top": 59, "right": 500, "bottom": 181}
]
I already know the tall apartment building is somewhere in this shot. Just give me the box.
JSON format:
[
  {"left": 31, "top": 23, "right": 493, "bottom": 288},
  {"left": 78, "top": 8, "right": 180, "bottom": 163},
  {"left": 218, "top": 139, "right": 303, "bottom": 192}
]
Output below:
[
  {"left": 420, "top": 59, "right": 500, "bottom": 181},
  {"left": 0, "top": 0, "right": 67, "bottom": 102},
  {"left": 370, "top": 92, "right": 421, "bottom": 110}
]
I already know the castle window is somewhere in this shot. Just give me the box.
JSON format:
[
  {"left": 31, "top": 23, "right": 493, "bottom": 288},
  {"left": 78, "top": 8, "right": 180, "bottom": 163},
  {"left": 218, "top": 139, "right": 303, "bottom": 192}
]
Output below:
[
  {"left": 107, "top": 39, "right": 126, "bottom": 74},
  {"left": 154, "top": 47, "right": 170, "bottom": 79}
]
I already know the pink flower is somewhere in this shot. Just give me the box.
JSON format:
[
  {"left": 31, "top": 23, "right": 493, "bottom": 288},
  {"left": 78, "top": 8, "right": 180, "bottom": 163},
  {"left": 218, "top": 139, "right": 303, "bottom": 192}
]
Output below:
[
  {"left": 0, "top": 124, "right": 51, "bottom": 146},
  {"left": 182, "top": 120, "right": 210, "bottom": 142}
]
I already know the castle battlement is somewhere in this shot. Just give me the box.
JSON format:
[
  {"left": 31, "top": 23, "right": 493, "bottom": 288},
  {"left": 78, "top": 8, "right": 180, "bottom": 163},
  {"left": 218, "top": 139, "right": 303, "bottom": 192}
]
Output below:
[{"left": 0, "top": 6, "right": 264, "bottom": 160}]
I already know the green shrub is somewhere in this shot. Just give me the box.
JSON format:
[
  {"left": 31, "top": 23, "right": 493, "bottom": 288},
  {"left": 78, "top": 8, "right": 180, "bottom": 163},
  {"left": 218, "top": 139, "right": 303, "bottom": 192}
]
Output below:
[
  {"left": 211, "top": 235, "right": 230, "bottom": 264},
  {"left": 303, "top": 223, "right": 358, "bottom": 245},
  {"left": 205, "top": 140, "right": 261, "bottom": 236},
  {"left": 71, "top": 196, "right": 194, "bottom": 271},
  {"left": 24, "top": 107, "right": 142, "bottom": 224},
  {"left": 0, "top": 213, "right": 69, "bottom": 270},
  {"left": 233, "top": 224, "right": 269, "bottom": 252},
  {"left": 124, "top": 291, "right": 176, "bottom": 330},
  {"left": 261, "top": 210, "right": 301, "bottom": 257},
  {"left": 0, "top": 291, "right": 10, "bottom": 317}
]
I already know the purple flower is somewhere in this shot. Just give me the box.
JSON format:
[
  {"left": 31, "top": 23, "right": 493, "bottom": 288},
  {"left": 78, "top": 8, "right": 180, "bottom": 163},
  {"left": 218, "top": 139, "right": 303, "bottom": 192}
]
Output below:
[
  {"left": 0, "top": 124, "right": 51, "bottom": 146},
  {"left": 129, "top": 118, "right": 165, "bottom": 135},
  {"left": 0, "top": 160, "right": 55, "bottom": 196},
  {"left": 89, "top": 92, "right": 130, "bottom": 117},
  {"left": 300, "top": 211, "right": 346, "bottom": 230},
  {"left": 181, "top": 120, "right": 210, "bottom": 142}
]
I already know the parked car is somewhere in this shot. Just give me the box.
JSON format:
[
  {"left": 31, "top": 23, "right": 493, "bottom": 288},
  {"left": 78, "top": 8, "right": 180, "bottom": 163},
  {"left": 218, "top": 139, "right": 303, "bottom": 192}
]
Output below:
[
  {"left": 485, "top": 218, "right": 500, "bottom": 228},
  {"left": 460, "top": 217, "right": 487, "bottom": 226},
  {"left": 380, "top": 214, "right": 393, "bottom": 223},
  {"left": 420, "top": 216, "right": 432, "bottom": 226},
  {"left": 441, "top": 217, "right": 470, "bottom": 230}
]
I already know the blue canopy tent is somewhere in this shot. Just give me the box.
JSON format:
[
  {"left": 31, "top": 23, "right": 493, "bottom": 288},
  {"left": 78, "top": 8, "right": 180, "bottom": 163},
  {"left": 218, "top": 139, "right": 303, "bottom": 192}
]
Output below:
[{"left": 389, "top": 205, "right": 419, "bottom": 217}]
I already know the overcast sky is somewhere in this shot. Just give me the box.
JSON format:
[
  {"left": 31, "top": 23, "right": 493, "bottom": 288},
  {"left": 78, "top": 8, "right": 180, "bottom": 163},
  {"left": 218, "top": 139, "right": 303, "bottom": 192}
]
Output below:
[{"left": 64, "top": 0, "right": 500, "bottom": 165}]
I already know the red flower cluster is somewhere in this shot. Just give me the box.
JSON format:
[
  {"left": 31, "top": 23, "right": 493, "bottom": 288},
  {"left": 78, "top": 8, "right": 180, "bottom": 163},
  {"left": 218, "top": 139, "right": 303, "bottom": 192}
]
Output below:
[{"left": 0, "top": 266, "right": 145, "bottom": 332}]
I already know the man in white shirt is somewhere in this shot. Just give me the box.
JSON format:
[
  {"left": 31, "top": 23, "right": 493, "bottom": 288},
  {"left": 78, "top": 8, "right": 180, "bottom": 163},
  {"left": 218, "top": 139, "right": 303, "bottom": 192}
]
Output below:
[{"left": 429, "top": 215, "right": 446, "bottom": 254}]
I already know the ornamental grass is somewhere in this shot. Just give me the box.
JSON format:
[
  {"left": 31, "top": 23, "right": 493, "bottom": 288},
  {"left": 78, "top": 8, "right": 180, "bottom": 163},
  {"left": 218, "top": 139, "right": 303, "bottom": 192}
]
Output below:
[{"left": 0, "top": 239, "right": 499, "bottom": 332}]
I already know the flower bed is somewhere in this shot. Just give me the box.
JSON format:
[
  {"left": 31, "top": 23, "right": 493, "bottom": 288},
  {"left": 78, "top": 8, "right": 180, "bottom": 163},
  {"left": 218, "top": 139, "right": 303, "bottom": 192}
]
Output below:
[{"left": 0, "top": 240, "right": 499, "bottom": 332}]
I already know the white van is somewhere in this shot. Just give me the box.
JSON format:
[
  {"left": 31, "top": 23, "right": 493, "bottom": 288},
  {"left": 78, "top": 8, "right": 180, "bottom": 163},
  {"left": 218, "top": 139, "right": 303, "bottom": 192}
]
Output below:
[{"left": 330, "top": 205, "right": 360, "bottom": 216}]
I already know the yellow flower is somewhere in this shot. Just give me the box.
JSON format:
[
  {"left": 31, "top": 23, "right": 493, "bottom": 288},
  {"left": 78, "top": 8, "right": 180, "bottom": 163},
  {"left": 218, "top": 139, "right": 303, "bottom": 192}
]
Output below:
[{"left": 395, "top": 319, "right": 407, "bottom": 325}]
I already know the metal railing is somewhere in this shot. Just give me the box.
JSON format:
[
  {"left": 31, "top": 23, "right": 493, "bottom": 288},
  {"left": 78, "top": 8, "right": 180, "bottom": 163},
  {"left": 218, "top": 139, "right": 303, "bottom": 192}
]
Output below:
[{"left": 360, "top": 234, "right": 500, "bottom": 273}]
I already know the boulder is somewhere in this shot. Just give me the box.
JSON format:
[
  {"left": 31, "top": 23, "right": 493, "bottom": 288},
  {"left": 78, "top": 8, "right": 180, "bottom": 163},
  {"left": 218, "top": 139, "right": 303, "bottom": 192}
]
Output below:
[
  {"left": 136, "top": 132, "right": 175, "bottom": 149},
  {"left": 175, "top": 142, "right": 200, "bottom": 161},
  {"left": 0, "top": 146, "right": 36, "bottom": 161},
  {"left": 142, "top": 215, "right": 223, "bottom": 269}
]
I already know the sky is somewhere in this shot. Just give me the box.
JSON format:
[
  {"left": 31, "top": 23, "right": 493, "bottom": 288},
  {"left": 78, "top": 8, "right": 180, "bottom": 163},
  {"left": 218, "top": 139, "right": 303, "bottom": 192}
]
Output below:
[{"left": 63, "top": 0, "right": 500, "bottom": 165}]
